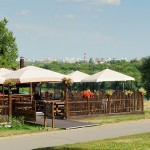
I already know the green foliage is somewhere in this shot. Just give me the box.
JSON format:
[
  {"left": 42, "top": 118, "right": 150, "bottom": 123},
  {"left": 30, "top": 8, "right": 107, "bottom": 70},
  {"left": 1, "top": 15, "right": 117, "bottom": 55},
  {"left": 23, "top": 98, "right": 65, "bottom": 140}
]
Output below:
[
  {"left": 140, "top": 57, "right": 150, "bottom": 83},
  {"left": 4, "top": 79, "right": 16, "bottom": 86},
  {"left": 19, "top": 87, "right": 30, "bottom": 94},
  {"left": 140, "top": 57, "right": 150, "bottom": 99},
  {"left": 0, "top": 18, "right": 18, "bottom": 68},
  {"left": 9, "top": 116, "right": 25, "bottom": 129}
]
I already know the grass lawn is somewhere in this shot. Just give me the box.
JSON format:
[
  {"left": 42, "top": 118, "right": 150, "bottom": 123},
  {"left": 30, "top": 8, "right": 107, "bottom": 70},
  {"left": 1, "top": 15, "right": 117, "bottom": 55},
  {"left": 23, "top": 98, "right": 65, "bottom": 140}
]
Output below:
[
  {"left": 0, "top": 124, "right": 59, "bottom": 137},
  {"left": 35, "top": 132, "right": 150, "bottom": 150},
  {"left": 75, "top": 100, "right": 150, "bottom": 125}
]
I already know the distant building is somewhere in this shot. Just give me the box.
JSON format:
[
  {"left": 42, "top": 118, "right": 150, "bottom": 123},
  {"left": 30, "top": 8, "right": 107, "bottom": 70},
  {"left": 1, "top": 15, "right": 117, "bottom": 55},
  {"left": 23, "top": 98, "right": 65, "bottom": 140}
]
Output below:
[{"left": 20, "top": 56, "right": 129, "bottom": 64}]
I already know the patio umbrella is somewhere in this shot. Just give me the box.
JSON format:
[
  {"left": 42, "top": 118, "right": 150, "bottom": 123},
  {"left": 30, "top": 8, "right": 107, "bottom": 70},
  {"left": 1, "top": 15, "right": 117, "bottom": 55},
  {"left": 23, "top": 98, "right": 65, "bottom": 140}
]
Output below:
[
  {"left": 0, "top": 76, "right": 5, "bottom": 84},
  {"left": 81, "top": 68, "right": 135, "bottom": 82},
  {"left": 3, "top": 66, "right": 68, "bottom": 83},
  {"left": 67, "top": 70, "right": 90, "bottom": 83},
  {"left": 0, "top": 68, "right": 14, "bottom": 84},
  {"left": 0, "top": 68, "right": 13, "bottom": 76}
]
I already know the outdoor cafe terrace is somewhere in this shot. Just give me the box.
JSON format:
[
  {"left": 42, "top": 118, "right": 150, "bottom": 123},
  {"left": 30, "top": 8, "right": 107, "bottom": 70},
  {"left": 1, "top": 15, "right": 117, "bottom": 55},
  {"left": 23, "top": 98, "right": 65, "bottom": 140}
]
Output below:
[
  {"left": 0, "top": 89, "right": 144, "bottom": 124},
  {"left": 0, "top": 65, "right": 145, "bottom": 124}
]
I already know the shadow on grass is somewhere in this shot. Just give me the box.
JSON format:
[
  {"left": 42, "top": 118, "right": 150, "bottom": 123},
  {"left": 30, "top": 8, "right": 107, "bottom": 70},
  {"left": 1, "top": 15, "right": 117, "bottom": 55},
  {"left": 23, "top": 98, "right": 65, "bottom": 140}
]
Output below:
[{"left": 33, "top": 147, "right": 81, "bottom": 150}]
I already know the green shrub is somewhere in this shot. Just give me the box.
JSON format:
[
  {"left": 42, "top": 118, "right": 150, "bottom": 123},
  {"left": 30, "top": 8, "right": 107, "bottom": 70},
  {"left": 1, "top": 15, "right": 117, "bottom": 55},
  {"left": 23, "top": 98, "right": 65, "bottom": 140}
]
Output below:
[{"left": 9, "top": 116, "right": 25, "bottom": 128}]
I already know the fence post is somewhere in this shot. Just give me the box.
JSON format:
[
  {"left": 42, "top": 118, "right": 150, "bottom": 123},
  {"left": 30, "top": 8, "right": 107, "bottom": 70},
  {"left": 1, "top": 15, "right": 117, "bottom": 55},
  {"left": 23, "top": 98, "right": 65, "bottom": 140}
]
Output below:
[
  {"left": 8, "top": 92, "right": 12, "bottom": 117},
  {"left": 129, "top": 96, "right": 131, "bottom": 112},
  {"left": 33, "top": 101, "right": 36, "bottom": 122},
  {"left": 108, "top": 96, "right": 111, "bottom": 114},
  {"left": 51, "top": 102, "right": 54, "bottom": 128},
  {"left": 87, "top": 98, "right": 90, "bottom": 115},
  {"left": 44, "top": 102, "right": 47, "bottom": 128},
  {"left": 65, "top": 87, "right": 69, "bottom": 119},
  {"left": 141, "top": 95, "right": 144, "bottom": 111}
]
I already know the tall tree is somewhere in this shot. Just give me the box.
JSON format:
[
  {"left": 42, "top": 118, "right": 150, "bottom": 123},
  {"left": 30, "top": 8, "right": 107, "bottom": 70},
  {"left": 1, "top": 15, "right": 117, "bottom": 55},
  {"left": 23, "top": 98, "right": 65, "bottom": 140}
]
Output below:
[
  {"left": 0, "top": 18, "right": 18, "bottom": 68},
  {"left": 140, "top": 57, "right": 150, "bottom": 99}
]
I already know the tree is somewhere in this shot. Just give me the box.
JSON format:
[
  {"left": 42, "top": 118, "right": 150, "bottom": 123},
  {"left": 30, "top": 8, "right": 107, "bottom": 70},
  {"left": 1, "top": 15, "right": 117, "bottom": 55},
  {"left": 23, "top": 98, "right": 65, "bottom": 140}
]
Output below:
[
  {"left": 140, "top": 57, "right": 150, "bottom": 99},
  {"left": 89, "top": 57, "right": 94, "bottom": 64},
  {"left": 0, "top": 18, "right": 18, "bottom": 68}
]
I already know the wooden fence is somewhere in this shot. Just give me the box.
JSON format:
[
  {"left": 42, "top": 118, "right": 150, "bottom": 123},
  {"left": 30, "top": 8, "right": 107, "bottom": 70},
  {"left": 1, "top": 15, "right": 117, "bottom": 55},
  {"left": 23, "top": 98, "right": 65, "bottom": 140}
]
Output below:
[
  {"left": 0, "top": 94, "right": 36, "bottom": 123},
  {"left": 11, "top": 95, "right": 36, "bottom": 122},
  {"left": 66, "top": 90, "right": 144, "bottom": 119},
  {"left": 0, "top": 95, "right": 9, "bottom": 123},
  {"left": 0, "top": 90, "right": 144, "bottom": 124}
]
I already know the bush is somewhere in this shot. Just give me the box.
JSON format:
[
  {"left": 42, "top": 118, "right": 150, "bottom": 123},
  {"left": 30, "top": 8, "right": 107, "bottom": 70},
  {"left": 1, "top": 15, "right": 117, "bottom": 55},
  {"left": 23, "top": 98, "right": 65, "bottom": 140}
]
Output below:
[{"left": 9, "top": 116, "right": 25, "bottom": 128}]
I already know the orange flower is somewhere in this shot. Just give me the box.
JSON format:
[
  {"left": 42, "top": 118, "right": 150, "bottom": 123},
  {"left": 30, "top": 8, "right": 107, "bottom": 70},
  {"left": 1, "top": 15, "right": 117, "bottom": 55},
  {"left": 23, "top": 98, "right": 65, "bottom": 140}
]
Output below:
[{"left": 81, "top": 90, "right": 94, "bottom": 98}]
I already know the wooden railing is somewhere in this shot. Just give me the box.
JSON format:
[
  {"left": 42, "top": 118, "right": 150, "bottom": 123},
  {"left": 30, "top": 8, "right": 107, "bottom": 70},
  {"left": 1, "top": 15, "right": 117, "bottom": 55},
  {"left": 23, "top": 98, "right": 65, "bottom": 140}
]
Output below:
[
  {"left": 0, "top": 94, "right": 36, "bottom": 123},
  {"left": 0, "top": 95, "right": 9, "bottom": 123},
  {"left": 67, "top": 91, "right": 144, "bottom": 118},
  {"left": 0, "top": 90, "right": 144, "bottom": 124},
  {"left": 11, "top": 94, "right": 36, "bottom": 122},
  {"left": 36, "top": 100, "right": 65, "bottom": 128}
]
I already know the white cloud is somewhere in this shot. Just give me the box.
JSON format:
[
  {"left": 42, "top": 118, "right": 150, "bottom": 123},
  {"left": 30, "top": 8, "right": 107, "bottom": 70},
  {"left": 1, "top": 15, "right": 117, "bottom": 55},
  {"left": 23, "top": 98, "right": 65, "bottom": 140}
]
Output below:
[
  {"left": 21, "top": 10, "right": 29, "bottom": 16},
  {"left": 56, "top": 0, "right": 121, "bottom": 5},
  {"left": 64, "top": 14, "right": 76, "bottom": 20},
  {"left": 54, "top": 14, "right": 76, "bottom": 20},
  {"left": 88, "top": 0, "right": 120, "bottom": 5},
  {"left": 16, "top": 10, "right": 29, "bottom": 16}
]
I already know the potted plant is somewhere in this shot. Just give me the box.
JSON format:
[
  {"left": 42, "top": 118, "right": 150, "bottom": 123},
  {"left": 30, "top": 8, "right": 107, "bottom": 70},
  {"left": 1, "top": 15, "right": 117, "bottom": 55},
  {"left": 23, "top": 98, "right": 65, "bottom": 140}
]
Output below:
[
  {"left": 124, "top": 90, "right": 128, "bottom": 95},
  {"left": 80, "top": 90, "right": 94, "bottom": 99},
  {"left": 127, "top": 90, "right": 133, "bottom": 97},
  {"left": 62, "top": 77, "right": 73, "bottom": 87},
  {"left": 139, "top": 87, "right": 147, "bottom": 96},
  {"left": 105, "top": 89, "right": 114, "bottom": 97},
  {"left": 4, "top": 79, "right": 16, "bottom": 87},
  {"left": 4, "top": 79, "right": 17, "bottom": 95}
]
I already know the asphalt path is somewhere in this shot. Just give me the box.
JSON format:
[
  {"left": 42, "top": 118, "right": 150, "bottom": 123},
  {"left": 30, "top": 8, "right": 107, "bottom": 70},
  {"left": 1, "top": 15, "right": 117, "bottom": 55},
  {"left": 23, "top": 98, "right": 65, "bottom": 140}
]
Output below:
[{"left": 0, "top": 119, "right": 150, "bottom": 150}]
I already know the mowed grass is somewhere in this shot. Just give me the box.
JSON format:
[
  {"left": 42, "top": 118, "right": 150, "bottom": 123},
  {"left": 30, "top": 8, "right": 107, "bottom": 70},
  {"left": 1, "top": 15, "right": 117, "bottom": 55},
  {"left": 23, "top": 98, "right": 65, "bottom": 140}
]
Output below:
[
  {"left": 35, "top": 132, "right": 150, "bottom": 150},
  {"left": 0, "top": 124, "right": 58, "bottom": 137},
  {"left": 75, "top": 100, "right": 150, "bottom": 125}
]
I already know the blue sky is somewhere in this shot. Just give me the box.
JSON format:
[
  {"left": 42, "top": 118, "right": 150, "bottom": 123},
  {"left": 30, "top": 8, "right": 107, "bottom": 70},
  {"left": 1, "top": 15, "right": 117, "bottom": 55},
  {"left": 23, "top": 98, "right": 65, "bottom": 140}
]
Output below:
[{"left": 0, "top": 0, "right": 150, "bottom": 59}]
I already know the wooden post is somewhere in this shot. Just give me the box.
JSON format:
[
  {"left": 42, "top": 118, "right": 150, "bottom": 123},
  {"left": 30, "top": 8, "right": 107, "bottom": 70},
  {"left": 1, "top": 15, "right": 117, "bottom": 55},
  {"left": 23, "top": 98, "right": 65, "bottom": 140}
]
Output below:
[
  {"left": 44, "top": 102, "right": 47, "bottom": 128},
  {"left": 141, "top": 95, "right": 144, "bottom": 111},
  {"left": 108, "top": 96, "right": 111, "bottom": 114},
  {"left": 51, "top": 102, "right": 54, "bottom": 128},
  {"left": 87, "top": 98, "right": 90, "bottom": 115},
  {"left": 30, "top": 82, "right": 33, "bottom": 101},
  {"left": 134, "top": 96, "right": 136, "bottom": 111},
  {"left": 8, "top": 91, "right": 12, "bottom": 117},
  {"left": 65, "top": 87, "right": 69, "bottom": 119},
  {"left": 33, "top": 101, "right": 36, "bottom": 122},
  {"left": 2, "top": 84, "right": 4, "bottom": 116},
  {"left": 129, "top": 95, "right": 131, "bottom": 112}
]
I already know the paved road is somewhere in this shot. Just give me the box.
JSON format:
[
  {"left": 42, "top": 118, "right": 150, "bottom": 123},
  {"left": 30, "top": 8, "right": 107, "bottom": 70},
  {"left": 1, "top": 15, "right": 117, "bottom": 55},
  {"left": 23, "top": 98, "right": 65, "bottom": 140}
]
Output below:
[{"left": 0, "top": 119, "right": 150, "bottom": 150}]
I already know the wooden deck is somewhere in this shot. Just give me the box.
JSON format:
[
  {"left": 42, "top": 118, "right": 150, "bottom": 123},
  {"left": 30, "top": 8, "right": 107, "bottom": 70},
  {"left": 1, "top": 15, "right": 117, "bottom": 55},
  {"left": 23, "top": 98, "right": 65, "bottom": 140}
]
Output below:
[{"left": 27, "top": 112, "right": 98, "bottom": 130}]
